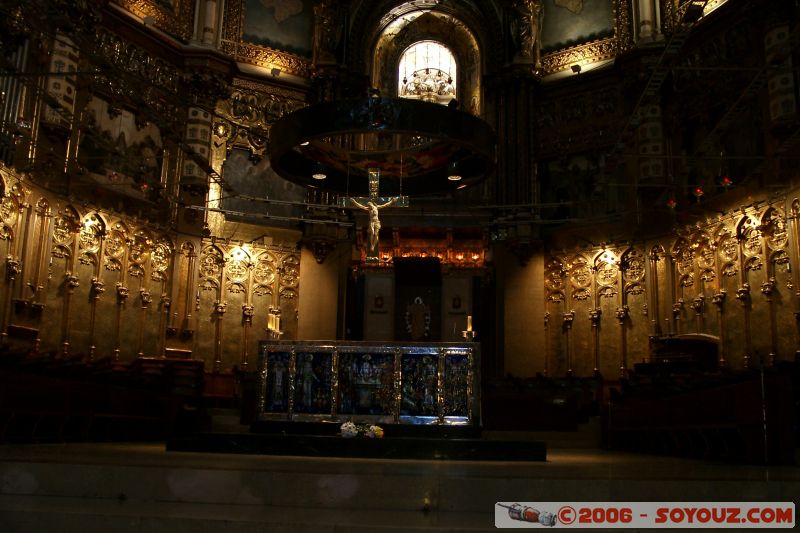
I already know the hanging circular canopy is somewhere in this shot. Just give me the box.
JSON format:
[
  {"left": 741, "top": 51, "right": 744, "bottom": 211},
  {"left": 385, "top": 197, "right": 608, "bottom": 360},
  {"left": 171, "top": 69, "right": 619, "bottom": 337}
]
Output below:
[{"left": 268, "top": 96, "right": 495, "bottom": 197}]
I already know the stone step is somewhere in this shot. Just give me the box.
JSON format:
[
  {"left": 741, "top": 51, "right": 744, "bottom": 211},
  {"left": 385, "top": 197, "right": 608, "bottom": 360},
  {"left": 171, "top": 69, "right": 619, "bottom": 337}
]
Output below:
[
  {"left": 484, "top": 416, "right": 602, "bottom": 449},
  {"left": 207, "top": 407, "right": 248, "bottom": 433}
]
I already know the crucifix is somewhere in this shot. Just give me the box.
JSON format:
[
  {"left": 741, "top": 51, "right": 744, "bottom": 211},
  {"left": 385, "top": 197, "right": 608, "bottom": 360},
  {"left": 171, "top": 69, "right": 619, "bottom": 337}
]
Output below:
[{"left": 338, "top": 168, "right": 408, "bottom": 261}]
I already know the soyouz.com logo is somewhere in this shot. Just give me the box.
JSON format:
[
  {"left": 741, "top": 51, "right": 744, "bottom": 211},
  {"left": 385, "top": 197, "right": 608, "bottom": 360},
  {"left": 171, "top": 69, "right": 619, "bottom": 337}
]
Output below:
[{"left": 495, "top": 502, "right": 795, "bottom": 528}]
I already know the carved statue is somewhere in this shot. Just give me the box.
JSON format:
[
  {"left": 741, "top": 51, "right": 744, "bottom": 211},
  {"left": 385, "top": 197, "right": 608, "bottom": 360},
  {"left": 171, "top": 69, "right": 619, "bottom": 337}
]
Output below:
[
  {"left": 511, "top": 0, "right": 544, "bottom": 67},
  {"left": 313, "top": 0, "right": 344, "bottom": 64}
]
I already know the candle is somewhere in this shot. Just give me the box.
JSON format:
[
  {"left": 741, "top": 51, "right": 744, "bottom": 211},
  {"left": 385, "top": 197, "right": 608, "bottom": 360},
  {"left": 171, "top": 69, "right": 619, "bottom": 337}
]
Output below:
[
  {"left": 467, "top": 315, "right": 472, "bottom": 331},
  {"left": 268, "top": 314, "right": 274, "bottom": 330},
  {"left": 276, "top": 315, "right": 281, "bottom": 331}
]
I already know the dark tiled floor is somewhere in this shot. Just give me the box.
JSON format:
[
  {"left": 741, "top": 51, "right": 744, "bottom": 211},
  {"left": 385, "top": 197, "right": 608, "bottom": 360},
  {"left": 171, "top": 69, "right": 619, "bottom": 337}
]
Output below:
[{"left": 1, "top": 442, "right": 798, "bottom": 532}]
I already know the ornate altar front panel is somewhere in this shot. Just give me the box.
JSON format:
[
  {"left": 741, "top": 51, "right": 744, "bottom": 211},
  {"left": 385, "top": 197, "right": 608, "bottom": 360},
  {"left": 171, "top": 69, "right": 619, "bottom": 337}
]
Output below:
[{"left": 257, "top": 341, "right": 480, "bottom": 426}]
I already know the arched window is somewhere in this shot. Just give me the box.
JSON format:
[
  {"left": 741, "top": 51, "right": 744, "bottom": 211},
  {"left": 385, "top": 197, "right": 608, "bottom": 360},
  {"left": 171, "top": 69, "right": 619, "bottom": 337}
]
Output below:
[{"left": 398, "top": 41, "right": 457, "bottom": 105}]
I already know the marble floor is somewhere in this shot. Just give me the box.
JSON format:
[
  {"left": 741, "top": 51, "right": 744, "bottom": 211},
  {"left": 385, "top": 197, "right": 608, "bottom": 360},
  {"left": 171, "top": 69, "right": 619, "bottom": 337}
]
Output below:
[{"left": 1, "top": 442, "right": 798, "bottom": 532}]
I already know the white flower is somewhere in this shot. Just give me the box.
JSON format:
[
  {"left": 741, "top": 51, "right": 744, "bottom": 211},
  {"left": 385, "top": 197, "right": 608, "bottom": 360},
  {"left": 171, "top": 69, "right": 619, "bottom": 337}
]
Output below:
[{"left": 340, "top": 421, "right": 358, "bottom": 438}]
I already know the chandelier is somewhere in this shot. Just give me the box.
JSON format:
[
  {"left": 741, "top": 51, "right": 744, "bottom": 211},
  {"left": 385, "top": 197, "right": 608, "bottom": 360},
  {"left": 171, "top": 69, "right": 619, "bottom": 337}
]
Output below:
[
  {"left": 400, "top": 68, "right": 456, "bottom": 104},
  {"left": 268, "top": 96, "right": 495, "bottom": 196}
]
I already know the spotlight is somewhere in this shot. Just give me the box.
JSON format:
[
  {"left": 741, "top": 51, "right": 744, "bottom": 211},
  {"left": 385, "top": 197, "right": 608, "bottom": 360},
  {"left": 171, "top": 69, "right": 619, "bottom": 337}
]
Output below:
[
  {"left": 571, "top": 64, "right": 582, "bottom": 74},
  {"left": 447, "top": 161, "right": 462, "bottom": 181},
  {"left": 312, "top": 162, "right": 327, "bottom": 180}
]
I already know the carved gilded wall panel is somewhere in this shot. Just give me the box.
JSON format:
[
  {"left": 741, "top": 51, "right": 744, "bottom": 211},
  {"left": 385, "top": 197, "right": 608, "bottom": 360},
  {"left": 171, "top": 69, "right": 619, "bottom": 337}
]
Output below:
[
  {"left": 0, "top": 194, "right": 18, "bottom": 243},
  {"left": 542, "top": 256, "right": 565, "bottom": 376},
  {"left": 544, "top": 256, "right": 567, "bottom": 375},
  {"left": 278, "top": 252, "right": 300, "bottom": 339},
  {"left": 194, "top": 242, "right": 299, "bottom": 371},
  {"left": 670, "top": 236, "right": 693, "bottom": 334},
  {"left": 544, "top": 197, "right": 799, "bottom": 377},
  {"left": 711, "top": 224, "right": 737, "bottom": 366},
  {"left": 760, "top": 207, "right": 792, "bottom": 363},
  {"left": 196, "top": 244, "right": 225, "bottom": 368},
  {"left": 736, "top": 215, "right": 764, "bottom": 366},
  {"left": 77, "top": 213, "right": 106, "bottom": 360},
  {"left": 1, "top": 166, "right": 303, "bottom": 370},
  {"left": 621, "top": 247, "right": 648, "bottom": 370},
  {"left": 0, "top": 168, "right": 173, "bottom": 360},
  {"left": 0, "top": 172, "right": 26, "bottom": 341},
  {"left": 111, "top": 0, "right": 195, "bottom": 42},
  {"left": 648, "top": 244, "right": 668, "bottom": 336},
  {"left": 690, "top": 231, "right": 717, "bottom": 336},
  {"left": 215, "top": 86, "right": 306, "bottom": 157},
  {"left": 545, "top": 257, "right": 566, "bottom": 303},
  {"left": 565, "top": 254, "right": 592, "bottom": 376},
  {"left": 46, "top": 206, "right": 81, "bottom": 354},
  {"left": 594, "top": 250, "right": 618, "bottom": 376},
  {"left": 219, "top": 246, "right": 249, "bottom": 369},
  {"left": 791, "top": 199, "right": 800, "bottom": 348}
]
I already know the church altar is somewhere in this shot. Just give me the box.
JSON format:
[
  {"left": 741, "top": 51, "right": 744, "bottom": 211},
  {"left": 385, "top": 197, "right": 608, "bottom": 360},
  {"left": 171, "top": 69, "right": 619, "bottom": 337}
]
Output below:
[{"left": 256, "top": 341, "right": 480, "bottom": 426}]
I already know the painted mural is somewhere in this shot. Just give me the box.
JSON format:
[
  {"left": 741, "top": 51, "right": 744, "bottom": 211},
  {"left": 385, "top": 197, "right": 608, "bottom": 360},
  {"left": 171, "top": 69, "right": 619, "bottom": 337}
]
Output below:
[
  {"left": 77, "top": 96, "right": 164, "bottom": 204},
  {"left": 243, "top": 0, "right": 314, "bottom": 58},
  {"left": 220, "top": 148, "right": 307, "bottom": 226},
  {"left": 540, "top": 0, "right": 614, "bottom": 52}
]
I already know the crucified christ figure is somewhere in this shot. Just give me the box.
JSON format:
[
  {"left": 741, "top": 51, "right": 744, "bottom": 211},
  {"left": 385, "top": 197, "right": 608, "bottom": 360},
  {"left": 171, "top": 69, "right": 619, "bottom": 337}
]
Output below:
[
  {"left": 349, "top": 196, "right": 397, "bottom": 254},
  {"left": 337, "top": 168, "right": 408, "bottom": 261}
]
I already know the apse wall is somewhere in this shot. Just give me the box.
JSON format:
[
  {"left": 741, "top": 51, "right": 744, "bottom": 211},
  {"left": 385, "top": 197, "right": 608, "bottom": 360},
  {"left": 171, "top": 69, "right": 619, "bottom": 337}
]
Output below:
[
  {"left": 509, "top": 192, "right": 800, "bottom": 379},
  {"left": 0, "top": 164, "right": 309, "bottom": 372}
]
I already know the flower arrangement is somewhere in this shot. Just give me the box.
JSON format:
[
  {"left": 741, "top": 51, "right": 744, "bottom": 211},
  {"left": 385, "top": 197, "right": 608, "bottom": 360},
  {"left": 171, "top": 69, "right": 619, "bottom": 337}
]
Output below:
[{"left": 340, "top": 421, "right": 384, "bottom": 439}]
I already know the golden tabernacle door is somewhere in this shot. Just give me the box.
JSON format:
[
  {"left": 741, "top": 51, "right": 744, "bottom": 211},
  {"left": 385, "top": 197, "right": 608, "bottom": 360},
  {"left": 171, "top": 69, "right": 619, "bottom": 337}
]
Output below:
[{"left": 256, "top": 341, "right": 480, "bottom": 426}]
